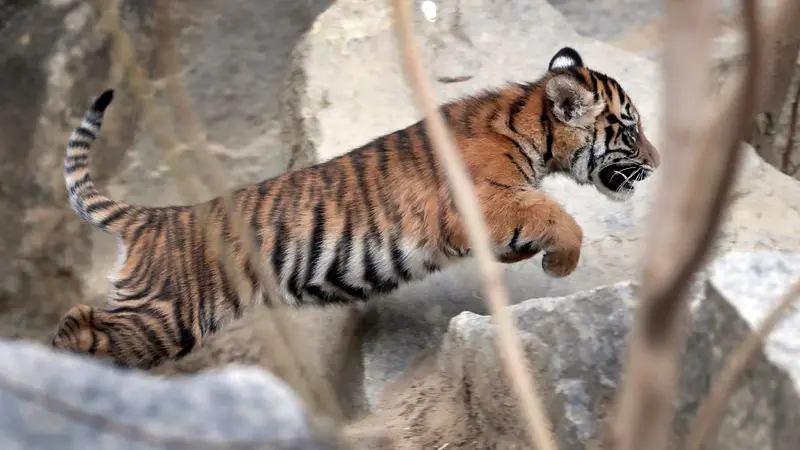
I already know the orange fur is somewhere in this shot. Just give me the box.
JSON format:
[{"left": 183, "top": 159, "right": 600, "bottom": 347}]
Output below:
[{"left": 52, "top": 47, "right": 659, "bottom": 369}]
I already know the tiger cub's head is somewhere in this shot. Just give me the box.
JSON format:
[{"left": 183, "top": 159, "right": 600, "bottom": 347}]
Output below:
[{"left": 542, "top": 47, "right": 660, "bottom": 201}]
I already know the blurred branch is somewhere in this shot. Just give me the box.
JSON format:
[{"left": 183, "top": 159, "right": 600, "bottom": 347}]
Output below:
[
  {"left": 747, "top": 0, "right": 800, "bottom": 154},
  {"left": 781, "top": 80, "right": 800, "bottom": 174},
  {"left": 388, "top": 1, "right": 558, "bottom": 450},
  {"left": 684, "top": 277, "right": 800, "bottom": 450},
  {"left": 606, "top": 0, "right": 765, "bottom": 449},
  {"left": 149, "top": 0, "right": 348, "bottom": 425}
]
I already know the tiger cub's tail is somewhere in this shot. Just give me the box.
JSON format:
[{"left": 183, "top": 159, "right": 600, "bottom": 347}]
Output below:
[{"left": 64, "top": 89, "right": 132, "bottom": 234}]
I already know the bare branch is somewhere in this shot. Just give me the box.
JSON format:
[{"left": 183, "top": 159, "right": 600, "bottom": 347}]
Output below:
[
  {"left": 605, "top": 0, "right": 765, "bottom": 449},
  {"left": 388, "top": 1, "right": 558, "bottom": 450},
  {"left": 77, "top": 0, "right": 353, "bottom": 446},
  {"left": 781, "top": 81, "right": 800, "bottom": 174},
  {"left": 148, "top": 0, "right": 348, "bottom": 423},
  {"left": 684, "top": 277, "right": 800, "bottom": 450}
]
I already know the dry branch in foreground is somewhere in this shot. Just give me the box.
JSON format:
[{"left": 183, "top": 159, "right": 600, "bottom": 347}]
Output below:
[
  {"left": 149, "top": 0, "right": 349, "bottom": 425},
  {"left": 606, "top": 0, "right": 770, "bottom": 449},
  {"left": 60, "top": 0, "right": 353, "bottom": 447},
  {"left": 388, "top": 1, "right": 558, "bottom": 450}
]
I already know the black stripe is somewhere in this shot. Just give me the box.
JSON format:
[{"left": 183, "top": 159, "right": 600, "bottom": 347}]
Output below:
[
  {"left": 395, "top": 128, "right": 423, "bottom": 176},
  {"left": 128, "top": 312, "right": 169, "bottom": 361},
  {"left": 75, "top": 127, "right": 96, "bottom": 140},
  {"left": 589, "top": 72, "right": 599, "bottom": 99},
  {"left": 604, "top": 125, "right": 614, "bottom": 150},
  {"left": 363, "top": 238, "right": 398, "bottom": 294},
  {"left": 67, "top": 141, "right": 91, "bottom": 150},
  {"left": 98, "top": 207, "right": 127, "bottom": 228},
  {"left": 306, "top": 284, "right": 351, "bottom": 306},
  {"left": 268, "top": 176, "right": 290, "bottom": 222},
  {"left": 424, "top": 260, "right": 441, "bottom": 273},
  {"left": 504, "top": 153, "right": 533, "bottom": 184},
  {"left": 88, "top": 329, "right": 99, "bottom": 354},
  {"left": 374, "top": 136, "right": 400, "bottom": 223},
  {"left": 413, "top": 121, "right": 439, "bottom": 183},
  {"left": 172, "top": 211, "right": 198, "bottom": 355},
  {"left": 271, "top": 219, "right": 289, "bottom": 283},
  {"left": 390, "top": 234, "right": 413, "bottom": 282},
  {"left": 460, "top": 106, "right": 474, "bottom": 137},
  {"left": 287, "top": 242, "right": 305, "bottom": 302},
  {"left": 509, "top": 83, "right": 537, "bottom": 132},
  {"left": 325, "top": 209, "right": 368, "bottom": 300},
  {"left": 117, "top": 219, "right": 162, "bottom": 290},
  {"left": 348, "top": 147, "right": 380, "bottom": 233},
  {"left": 587, "top": 128, "right": 599, "bottom": 175},
  {"left": 65, "top": 154, "right": 89, "bottom": 165},
  {"left": 85, "top": 117, "right": 103, "bottom": 128},
  {"left": 306, "top": 201, "right": 326, "bottom": 285},
  {"left": 486, "top": 179, "right": 515, "bottom": 190},
  {"left": 333, "top": 161, "right": 347, "bottom": 205},
  {"left": 509, "top": 225, "right": 522, "bottom": 251},
  {"left": 540, "top": 90, "right": 555, "bottom": 165},
  {"left": 115, "top": 289, "right": 150, "bottom": 302},
  {"left": 85, "top": 199, "right": 115, "bottom": 214},
  {"left": 251, "top": 180, "right": 272, "bottom": 244},
  {"left": 69, "top": 173, "right": 91, "bottom": 192}
]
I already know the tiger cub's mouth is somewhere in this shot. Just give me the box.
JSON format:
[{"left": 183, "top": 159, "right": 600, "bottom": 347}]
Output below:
[{"left": 598, "top": 164, "right": 652, "bottom": 197}]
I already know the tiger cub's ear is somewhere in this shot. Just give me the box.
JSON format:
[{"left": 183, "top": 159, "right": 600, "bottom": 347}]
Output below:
[
  {"left": 548, "top": 47, "right": 584, "bottom": 71},
  {"left": 545, "top": 74, "right": 603, "bottom": 128}
]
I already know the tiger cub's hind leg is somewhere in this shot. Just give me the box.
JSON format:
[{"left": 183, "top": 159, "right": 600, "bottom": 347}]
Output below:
[
  {"left": 51, "top": 301, "right": 194, "bottom": 370},
  {"left": 51, "top": 304, "right": 113, "bottom": 361}
]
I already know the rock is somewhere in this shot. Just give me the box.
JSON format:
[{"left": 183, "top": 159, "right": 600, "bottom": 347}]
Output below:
[
  {"left": 284, "top": 0, "right": 800, "bottom": 408},
  {"left": 703, "top": 251, "right": 800, "bottom": 450},
  {"left": 0, "top": 339, "right": 337, "bottom": 450},
  {"left": 350, "top": 251, "right": 800, "bottom": 449}
]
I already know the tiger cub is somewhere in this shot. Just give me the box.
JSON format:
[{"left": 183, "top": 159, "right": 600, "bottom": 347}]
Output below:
[{"left": 52, "top": 47, "right": 660, "bottom": 369}]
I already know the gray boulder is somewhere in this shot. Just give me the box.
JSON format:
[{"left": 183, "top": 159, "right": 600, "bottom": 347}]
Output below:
[
  {"left": 0, "top": 340, "right": 337, "bottom": 450},
  {"left": 350, "top": 251, "right": 800, "bottom": 449}
]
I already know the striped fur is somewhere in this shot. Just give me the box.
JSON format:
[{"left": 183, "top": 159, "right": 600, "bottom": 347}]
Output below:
[{"left": 52, "top": 47, "right": 660, "bottom": 369}]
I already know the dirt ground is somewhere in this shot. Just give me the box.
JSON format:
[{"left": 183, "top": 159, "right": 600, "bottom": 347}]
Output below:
[{"left": 344, "top": 352, "right": 488, "bottom": 450}]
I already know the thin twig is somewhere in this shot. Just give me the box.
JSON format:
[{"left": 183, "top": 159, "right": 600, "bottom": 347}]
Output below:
[
  {"left": 684, "top": 277, "right": 800, "bottom": 450},
  {"left": 781, "top": 81, "right": 800, "bottom": 174},
  {"left": 606, "top": 0, "right": 765, "bottom": 449},
  {"left": 150, "top": 0, "right": 347, "bottom": 423},
  {"left": 57, "top": 1, "right": 353, "bottom": 446},
  {"left": 388, "top": 2, "right": 558, "bottom": 450}
]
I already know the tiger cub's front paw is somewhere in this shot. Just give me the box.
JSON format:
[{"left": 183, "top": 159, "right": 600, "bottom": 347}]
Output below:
[
  {"left": 541, "top": 248, "right": 580, "bottom": 277},
  {"left": 541, "top": 214, "right": 583, "bottom": 278}
]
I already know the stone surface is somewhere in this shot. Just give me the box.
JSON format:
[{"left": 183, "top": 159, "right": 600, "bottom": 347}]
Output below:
[
  {"left": 0, "top": 339, "right": 335, "bottom": 450},
  {"left": 284, "top": 0, "right": 800, "bottom": 408},
  {"left": 351, "top": 251, "right": 800, "bottom": 449}
]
